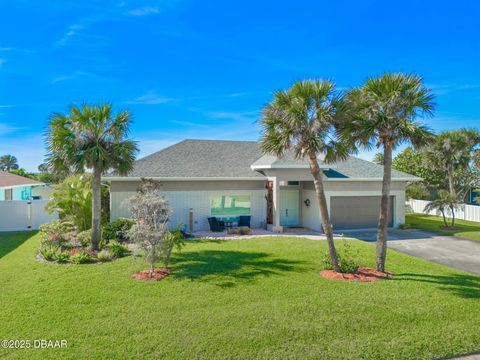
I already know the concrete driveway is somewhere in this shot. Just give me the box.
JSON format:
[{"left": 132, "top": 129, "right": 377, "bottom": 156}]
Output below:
[{"left": 343, "top": 229, "right": 480, "bottom": 275}]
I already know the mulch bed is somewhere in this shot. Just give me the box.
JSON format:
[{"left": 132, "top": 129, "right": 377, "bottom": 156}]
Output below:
[
  {"left": 320, "top": 267, "right": 393, "bottom": 282},
  {"left": 132, "top": 268, "right": 171, "bottom": 281}
]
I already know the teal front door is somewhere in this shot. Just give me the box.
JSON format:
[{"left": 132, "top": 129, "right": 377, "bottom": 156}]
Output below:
[{"left": 280, "top": 189, "right": 299, "bottom": 226}]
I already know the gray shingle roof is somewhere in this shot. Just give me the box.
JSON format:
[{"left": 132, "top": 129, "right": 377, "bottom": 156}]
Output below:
[
  {"left": 115, "top": 139, "right": 265, "bottom": 179},
  {"left": 107, "top": 139, "right": 418, "bottom": 180},
  {"left": 251, "top": 151, "right": 418, "bottom": 180}
]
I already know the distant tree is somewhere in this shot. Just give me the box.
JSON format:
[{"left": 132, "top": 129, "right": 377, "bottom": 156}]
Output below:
[
  {"left": 393, "top": 147, "right": 443, "bottom": 189},
  {"left": 37, "top": 162, "right": 62, "bottom": 184},
  {"left": 373, "top": 152, "right": 384, "bottom": 165},
  {"left": 9, "top": 168, "right": 37, "bottom": 180},
  {"left": 423, "top": 129, "right": 480, "bottom": 202},
  {"left": 341, "top": 72, "right": 435, "bottom": 272},
  {"left": 0, "top": 154, "right": 19, "bottom": 171},
  {"left": 423, "top": 190, "right": 459, "bottom": 227},
  {"left": 46, "top": 103, "right": 138, "bottom": 250}
]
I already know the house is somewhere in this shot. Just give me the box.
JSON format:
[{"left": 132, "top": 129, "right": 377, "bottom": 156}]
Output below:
[
  {"left": 0, "top": 171, "right": 48, "bottom": 201},
  {"left": 104, "top": 139, "right": 419, "bottom": 232}
]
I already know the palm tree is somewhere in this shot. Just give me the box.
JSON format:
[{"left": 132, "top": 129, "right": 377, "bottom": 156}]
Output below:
[
  {"left": 0, "top": 154, "right": 19, "bottom": 171},
  {"left": 342, "top": 73, "right": 435, "bottom": 272},
  {"left": 423, "top": 129, "right": 480, "bottom": 201},
  {"left": 260, "top": 80, "right": 352, "bottom": 272},
  {"left": 46, "top": 104, "right": 138, "bottom": 250},
  {"left": 373, "top": 152, "right": 384, "bottom": 165},
  {"left": 423, "top": 190, "right": 458, "bottom": 228}
]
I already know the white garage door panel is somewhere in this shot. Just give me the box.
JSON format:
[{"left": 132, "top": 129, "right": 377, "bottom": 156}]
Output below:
[{"left": 330, "top": 196, "right": 393, "bottom": 230}]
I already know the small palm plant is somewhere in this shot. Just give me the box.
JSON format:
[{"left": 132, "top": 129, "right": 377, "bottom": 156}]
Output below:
[
  {"left": 341, "top": 73, "right": 435, "bottom": 272},
  {"left": 423, "top": 190, "right": 459, "bottom": 228},
  {"left": 260, "top": 80, "right": 352, "bottom": 272},
  {"left": 46, "top": 104, "right": 138, "bottom": 250}
]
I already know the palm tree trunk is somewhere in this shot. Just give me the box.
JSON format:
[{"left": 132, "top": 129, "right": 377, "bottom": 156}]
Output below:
[
  {"left": 447, "top": 164, "right": 455, "bottom": 198},
  {"left": 91, "top": 166, "right": 102, "bottom": 250},
  {"left": 441, "top": 210, "right": 448, "bottom": 227},
  {"left": 376, "top": 143, "right": 393, "bottom": 272},
  {"left": 307, "top": 152, "right": 340, "bottom": 272}
]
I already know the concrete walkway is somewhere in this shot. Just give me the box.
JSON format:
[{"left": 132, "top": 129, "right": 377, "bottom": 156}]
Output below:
[{"left": 344, "top": 229, "right": 480, "bottom": 275}]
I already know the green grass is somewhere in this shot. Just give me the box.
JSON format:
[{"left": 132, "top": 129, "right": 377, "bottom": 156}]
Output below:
[
  {"left": 406, "top": 213, "right": 480, "bottom": 241},
  {"left": 1, "top": 232, "right": 479, "bottom": 359}
]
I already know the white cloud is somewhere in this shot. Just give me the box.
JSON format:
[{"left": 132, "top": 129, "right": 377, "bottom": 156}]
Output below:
[
  {"left": 57, "top": 24, "right": 85, "bottom": 46},
  {"left": 126, "top": 92, "right": 175, "bottom": 105},
  {"left": 127, "top": 6, "right": 159, "bottom": 16},
  {"left": 206, "top": 111, "right": 259, "bottom": 123},
  {"left": 51, "top": 71, "right": 100, "bottom": 84},
  {"left": 0, "top": 123, "right": 22, "bottom": 135}
]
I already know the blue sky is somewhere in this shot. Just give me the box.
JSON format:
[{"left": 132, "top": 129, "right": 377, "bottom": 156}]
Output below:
[{"left": 1, "top": 0, "right": 479, "bottom": 171}]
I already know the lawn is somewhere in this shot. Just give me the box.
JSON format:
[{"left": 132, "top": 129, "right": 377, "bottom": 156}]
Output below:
[
  {"left": 406, "top": 213, "right": 480, "bottom": 241},
  {"left": 1, "top": 232, "right": 479, "bottom": 359}
]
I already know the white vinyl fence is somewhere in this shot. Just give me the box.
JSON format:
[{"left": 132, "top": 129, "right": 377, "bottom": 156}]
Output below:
[
  {"left": 407, "top": 199, "right": 480, "bottom": 223},
  {"left": 0, "top": 200, "right": 58, "bottom": 232}
]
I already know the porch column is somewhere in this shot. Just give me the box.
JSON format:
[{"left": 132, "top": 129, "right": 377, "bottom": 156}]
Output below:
[{"left": 271, "top": 178, "right": 283, "bottom": 232}]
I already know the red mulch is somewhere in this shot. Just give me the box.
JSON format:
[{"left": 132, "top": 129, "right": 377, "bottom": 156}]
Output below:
[
  {"left": 320, "top": 267, "right": 393, "bottom": 282},
  {"left": 132, "top": 268, "right": 171, "bottom": 281}
]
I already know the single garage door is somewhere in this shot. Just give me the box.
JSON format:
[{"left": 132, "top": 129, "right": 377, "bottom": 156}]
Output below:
[{"left": 330, "top": 196, "right": 394, "bottom": 230}]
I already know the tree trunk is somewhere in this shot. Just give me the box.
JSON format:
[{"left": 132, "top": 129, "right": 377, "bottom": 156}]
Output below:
[
  {"left": 376, "top": 144, "right": 393, "bottom": 272},
  {"left": 450, "top": 205, "right": 455, "bottom": 227},
  {"left": 441, "top": 210, "right": 448, "bottom": 227},
  {"left": 307, "top": 152, "right": 340, "bottom": 272},
  {"left": 91, "top": 166, "right": 102, "bottom": 251},
  {"left": 447, "top": 164, "right": 455, "bottom": 198}
]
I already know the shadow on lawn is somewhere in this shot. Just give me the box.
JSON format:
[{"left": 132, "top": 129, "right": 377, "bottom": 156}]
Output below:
[
  {"left": 395, "top": 272, "right": 480, "bottom": 299},
  {"left": 0, "top": 231, "right": 36, "bottom": 260},
  {"left": 172, "top": 250, "right": 308, "bottom": 287}
]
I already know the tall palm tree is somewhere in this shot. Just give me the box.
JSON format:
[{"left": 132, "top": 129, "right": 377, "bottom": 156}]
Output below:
[
  {"left": 46, "top": 104, "right": 138, "bottom": 250},
  {"left": 0, "top": 154, "right": 19, "bottom": 171},
  {"left": 260, "top": 80, "right": 351, "bottom": 272},
  {"left": 342, "top": 73, "right": 435, "bottom": 272}
]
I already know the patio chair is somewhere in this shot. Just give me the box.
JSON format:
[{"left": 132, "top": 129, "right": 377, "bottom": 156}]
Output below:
[
  {"left": 238, "top": 215, "right": 251, "bottom": 228},
  {"left": 208, "top": 217, "right": 225, "bottom": 232}
]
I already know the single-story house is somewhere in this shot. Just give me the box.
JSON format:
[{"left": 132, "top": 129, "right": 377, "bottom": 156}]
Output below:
[
  {"left": 0, "top": 171, "right": 47, "bottom": 201},
  {"left": 104, "top": 139, "right": 419, "bottom": 232}
]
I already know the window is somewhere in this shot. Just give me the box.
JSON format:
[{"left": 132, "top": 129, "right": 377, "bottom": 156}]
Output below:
[{"left": 211, "top": 195, "right": 251, "bottom": 216}]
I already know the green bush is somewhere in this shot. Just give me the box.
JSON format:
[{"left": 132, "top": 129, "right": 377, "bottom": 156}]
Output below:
[
  {"left": 77, "top": 229, "right": 92, "bottom": 248},
  {"left": 69, "top": 251, "right": 94, "bottom": 264},
  {"left": 398, "top": 223, "right": 411, "bottom": 230},
  {"left": 103, "top": 218, "right": 135, "bottom": 242},
  {"left": 53, "top": 251, "right": 71, "bottom": 263},
  {"left": 322, "top": 240, "right": 360, "bottom": 274},
  {"left": 96, "top": 249, "right": 114, "bottom": 262},
  {"left": 108, "top": 241, "right": 129, "bottom": 258},
  {"left": 39, "top": 243, "right": 63, "bottom": 261},
  {"left": 39, "top": 220, "right": 72, "bottom": 247}
]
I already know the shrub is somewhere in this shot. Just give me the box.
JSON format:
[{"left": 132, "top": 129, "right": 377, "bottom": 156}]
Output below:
[
  {"left": 97, "top": 249, "right": 114, "bottom": 262},
  {"left": 39, "top": 220, "right": 72, "bottom": 247},
  {"left": 54, "top": 251, "right": 71, "bottom": 263},
  {"left": 398, "top": 223, "right": 411, "bottom": 230},
  {"left": 103, "top": 218, "right": 135, "bottom": 242},
  {"left": 77, "top": 229, "right": 92, "bottom": 248},
  {"left": 69, "top": 251, "right": 94, "bottom": 264},
  {"left": 108, "top": 241, "right": 129, "bottom": 258},
  {"left": 39, "top": 243, "right": 63, "bottom": 261},
  {"left": 322, "top": 240, "right": 360, "bottom": 274}
]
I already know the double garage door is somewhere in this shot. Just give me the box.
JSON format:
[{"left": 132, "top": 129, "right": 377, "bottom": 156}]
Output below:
[{"left": 330, "top": 196, "right": 394, "bottom": 230}]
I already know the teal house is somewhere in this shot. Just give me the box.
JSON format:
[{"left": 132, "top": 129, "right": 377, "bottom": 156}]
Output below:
[{"left": 0, "top": 171, "right": 45, "bottom": 201}]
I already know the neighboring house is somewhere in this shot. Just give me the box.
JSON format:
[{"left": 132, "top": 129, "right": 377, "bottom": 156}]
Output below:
[
  {"left": 466, "top": 188, "right": 480, "bottom": 206},
  {"left": 0, "top": 171, "right": 47, "bottom": 200},
  {"left": 104, "top": 139, "right": 419, "bottom": 232}
]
